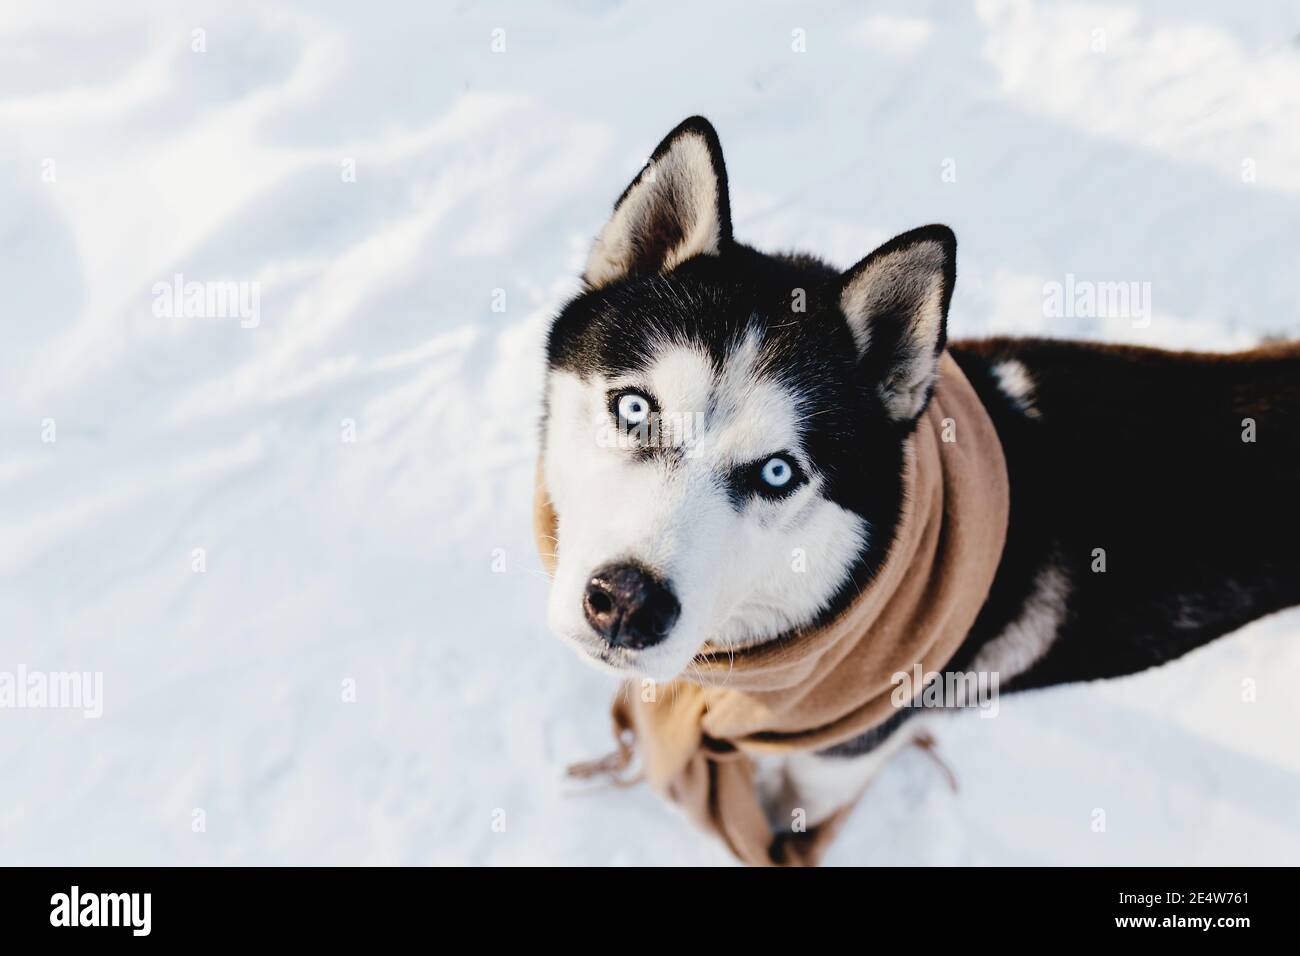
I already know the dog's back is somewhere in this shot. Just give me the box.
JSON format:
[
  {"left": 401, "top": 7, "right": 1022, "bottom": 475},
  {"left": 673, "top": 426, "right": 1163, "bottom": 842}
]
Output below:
[{"left": 951, "top": 338, "right": 1300, "bottom": 690}]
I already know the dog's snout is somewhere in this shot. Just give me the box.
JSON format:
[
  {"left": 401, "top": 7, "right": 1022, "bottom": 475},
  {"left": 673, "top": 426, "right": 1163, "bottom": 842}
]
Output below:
[{"left": 583, "top": 563, "right": 680, "bottom": 650}]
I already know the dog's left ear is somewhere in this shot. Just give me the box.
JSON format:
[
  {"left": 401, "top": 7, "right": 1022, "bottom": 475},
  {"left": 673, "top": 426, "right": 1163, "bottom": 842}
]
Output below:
[
  {"left": 583, "top": 116, "right": 732, "bottom": 290},
  {"left": 839, "top": 225, "right": 956, "bottom": 424}
]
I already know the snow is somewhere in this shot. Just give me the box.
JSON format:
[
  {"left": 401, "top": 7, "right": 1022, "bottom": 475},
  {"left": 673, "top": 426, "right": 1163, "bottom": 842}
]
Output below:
[{"left": 1, "top": 0, "right": 1297, "bottom": 865}]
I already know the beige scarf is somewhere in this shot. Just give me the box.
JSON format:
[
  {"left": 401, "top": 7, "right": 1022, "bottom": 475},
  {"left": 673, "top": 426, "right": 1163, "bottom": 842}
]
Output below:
[{"left": 535, "top": 352, "right": 1009, "bottom": 866}]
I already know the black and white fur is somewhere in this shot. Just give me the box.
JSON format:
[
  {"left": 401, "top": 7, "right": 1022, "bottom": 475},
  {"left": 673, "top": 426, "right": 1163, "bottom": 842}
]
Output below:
[{"left": 540, "top": 116, "right": 1300, "bottom": 835}]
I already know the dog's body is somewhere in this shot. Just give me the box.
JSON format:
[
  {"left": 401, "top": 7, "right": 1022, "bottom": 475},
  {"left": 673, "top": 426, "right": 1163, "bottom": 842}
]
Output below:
[
  {"left": 790, "top": 337, "right": 1300, "bottom": 826},
  {"left": 540, "top": 116, "right": 1300, "bottom": 837}
]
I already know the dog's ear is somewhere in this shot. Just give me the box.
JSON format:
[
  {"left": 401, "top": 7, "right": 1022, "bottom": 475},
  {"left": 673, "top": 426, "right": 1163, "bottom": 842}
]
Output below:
[
  {"left": 583, "top": 116, "right": 732, "bottom": 290},
  {"left": 839, "top": 225, "right": 956, "bottom": 423}
]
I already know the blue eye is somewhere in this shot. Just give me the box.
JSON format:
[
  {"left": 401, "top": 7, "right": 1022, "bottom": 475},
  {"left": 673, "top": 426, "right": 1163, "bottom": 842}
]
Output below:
[
  {"left": 760, "top": 457, "right": 793, "bottom": 487},
  {"left": 617, "top": 392, "right": 651, "bottom": 426},
  {"left": 731, "top": 452, "right": 805, "bottom": 501},
  {"left": 609, "top": 390, "right": 660, "bottom": 438}
]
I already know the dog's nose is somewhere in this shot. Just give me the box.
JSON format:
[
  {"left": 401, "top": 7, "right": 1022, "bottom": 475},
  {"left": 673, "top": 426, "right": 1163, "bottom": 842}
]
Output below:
[{"left": 583, "top": 563, "right": 680, "bottom": 650}]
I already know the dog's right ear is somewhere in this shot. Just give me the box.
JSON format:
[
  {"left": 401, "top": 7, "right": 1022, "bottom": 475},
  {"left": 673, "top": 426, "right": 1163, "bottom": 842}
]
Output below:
[{"left": 583, "top": 116, "right": 732, "bottom": 290}]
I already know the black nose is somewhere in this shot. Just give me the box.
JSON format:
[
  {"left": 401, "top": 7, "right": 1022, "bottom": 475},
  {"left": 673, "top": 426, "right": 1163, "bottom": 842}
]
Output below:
[{"left": 583, "top": 563, "right": 680, "bottom": 650}]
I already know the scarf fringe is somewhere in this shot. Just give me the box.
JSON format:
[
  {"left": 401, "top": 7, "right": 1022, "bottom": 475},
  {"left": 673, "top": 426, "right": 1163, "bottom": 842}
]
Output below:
[
  {"left": 912, "top": 730, "right": 959, "bottom": 793},
  {"left": 566, "top": 727, "right": 643, "bottom": 787}
]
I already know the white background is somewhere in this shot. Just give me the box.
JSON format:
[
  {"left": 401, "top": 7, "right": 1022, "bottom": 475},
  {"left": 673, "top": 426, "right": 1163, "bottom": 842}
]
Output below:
[{"left": 1, "top": 0, "right": 1297, "bottom": 864}]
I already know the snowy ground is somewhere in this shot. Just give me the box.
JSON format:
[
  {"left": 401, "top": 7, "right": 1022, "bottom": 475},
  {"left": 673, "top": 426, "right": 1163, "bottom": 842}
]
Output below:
[{"left": 1, "top": 0, "right": 1298, "bottom": 865}]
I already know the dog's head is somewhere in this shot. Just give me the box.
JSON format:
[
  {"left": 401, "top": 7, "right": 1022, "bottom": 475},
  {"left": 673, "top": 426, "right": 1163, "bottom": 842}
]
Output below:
[{"left": 541, "top": 117, "right": 956, "bottom": 682}]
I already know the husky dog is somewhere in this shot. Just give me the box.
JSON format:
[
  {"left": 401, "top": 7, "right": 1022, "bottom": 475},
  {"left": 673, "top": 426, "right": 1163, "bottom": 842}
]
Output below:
[{"left": 540, "top": 116, "right": 1300, "bottom": 830}]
